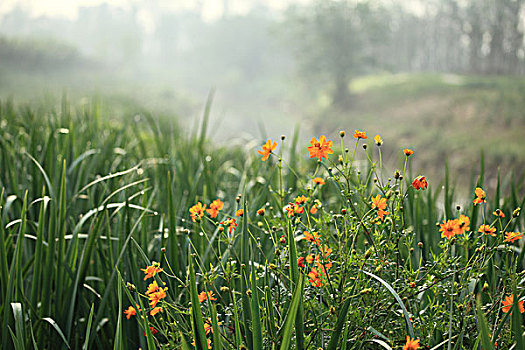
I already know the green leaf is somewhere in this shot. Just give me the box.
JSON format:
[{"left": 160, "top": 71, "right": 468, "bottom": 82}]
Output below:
[
  {"left": 326, "top": 298, "right": 351, "bottom": 350},
  {"left": 279, "top": 274, "right": 304, "bottom": 350},
  {"left": 362, "top": 271, "right": 415, "bottom": 338},
  {"left": 82, "top": 304, "right": 95, "bottom": 350},
  {"left": 510, "top": 288, "right": 524, "bottom": 349},
  {"left": 211, "top": 302, "right": 223, "bottom": 350},
  {"left": 251, "top": 248, "right": 263, "bottom": 350},
  {"left": 475, "top": 296, "right": 494, "bottom": 350},
  {"left": 189, "top": 249, "right": 209, "bottom": 350}
]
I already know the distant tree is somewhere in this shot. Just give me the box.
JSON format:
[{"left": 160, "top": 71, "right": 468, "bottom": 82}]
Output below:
[{"left": 282, "top": 0, "right": 390, "bottom": 108}]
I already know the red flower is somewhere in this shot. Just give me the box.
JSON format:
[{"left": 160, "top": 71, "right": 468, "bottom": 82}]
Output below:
[
  {"left": 412, "top": 176, "right": 428, "bottom": 190},
  {"left": 144, "top": 327, "right": 158, "bottom": 336}
]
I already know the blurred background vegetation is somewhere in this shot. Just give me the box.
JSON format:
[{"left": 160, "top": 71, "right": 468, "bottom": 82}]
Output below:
[{"left": 1, "top": 0, "right": 524, "bottom": 191}]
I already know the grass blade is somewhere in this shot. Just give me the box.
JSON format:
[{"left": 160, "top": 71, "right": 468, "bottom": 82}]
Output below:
[
  {"left": 476, "top": 296, "right": 494, "bottom": 350},
  {"left": 362, "top": 271, "right": 415, "bottom": 338},
  {"left": 279, "top": 274, "right": 304, "bottom": 350},
  {"left": 82, "top": 304, "right": 95, "bottom": 350},
  {"left": 188, "top": 247, "right": 209, "bottom": 350}
]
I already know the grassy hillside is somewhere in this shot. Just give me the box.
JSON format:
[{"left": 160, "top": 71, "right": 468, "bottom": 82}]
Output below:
[{"left": 313, "top": 74, "right": 525, "bottom": 192}]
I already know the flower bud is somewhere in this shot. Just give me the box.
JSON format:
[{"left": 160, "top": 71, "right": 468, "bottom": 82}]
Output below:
[
  {"left": 339, "top": 130, "right": 345, "bottom": 137},
  {"left": 513, "top": 207, "right": 521, "bottom": 217},
  {"left": 126, "top": 282, "right": 136, "bottom": 292}
]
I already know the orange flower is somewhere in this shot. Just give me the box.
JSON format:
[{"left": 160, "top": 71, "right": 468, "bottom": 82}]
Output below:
[
  {"left": 353, "top": 130, "right": 367, "bottom": 139},
  {"left": 295, "top": 195, "right": 309, "bottom": 204},
  {"left": 141, "top": 262, "right": 163, "bottom": 280},
  {"left": 403, "top": 336, "right": 421, "bottom": 350},
  {"left": 257, "top": 208, "right": 265, "bottom": 216},
  {"left": 473, "top": 187, "right": 486, "bottom": 205},
  {"left": 297, "top": 257, "right": 305, "bottom": 268},
  {"left": 149, "top": 288, "right": 167, "bottom": 308},
  {"left": 191, "top": 338, "right": 212, "bottom": 349},
  {"left": 308, "top": 268, "right": 322, "bottom": 287},
  {"left": 504, "top": 231, "right": 523, "bottom": 243},
  {"left": 219, "top": 218, "right": 237, "bottom": 233},
  {"left": 145, "top": 280, "right": 167, "bottom": 307},
  {"left": 371, "top": 195, "right": 389, "bottom": 220},
  {"left": 198, "top": 291, "right": 217, "bottom": 303},
  {"left": 374, "top": 134, "right": 382, "bottom": 146},
  {"left": 310, "top": 204, "right": 318, "bottom": 214},
  {"left": 403, "top": 149, "right": 413, "bottom": 156},
  {"left": 319, "top": 244, "right": 333, "bottom": 259},
  {"left": 235, "top": 209, "right": 244, "bottom": 216},
  {"left": 285, "top": 202, "right": 304, "bottom": 217},
  {"left": 150, "top": 307, "right": 163, "bottom": 316},
  {"left": 189, "top": 202, "right": 206, "bottom": 222},
  {"left": 306, "top": 254, "right": 316, "bottom": 264},
  {"left": 412, "top": 176, "right": 428, "bottom": 190},
  {"left": 457, "top": 214, "right": 470, "bottom": 234},
  {"left": 502, "top": 295, "right": 525, "bottom": 314},
  {"left": 258, "top": 139, "right": 277, "bottom": 161},
  {"left": 440, "top": 219, "right": 460, "bottom": 239},
  {"left": 124, "top": 306, "right": 137, "bottom": 319},
  {"left": 303, "top": 231, "right": 321, "bottom": 245},
  {"left": 206, "top": 199, "right": 224, "bottom": 218},
  {"left": 204, "top": 318, "right": 224, "bottom": 335},
  {"left": 313, "top": 177, "right": 325, "bottom": 185},
  {"left": 493, "top": 210, "right": 505, "bottom": 218},
  {"left": 478, "top": 224, "right": 496, "bottom": 237},
  {"left": 308, "top": 136, "right": 333, "bottom": 161},
  {"left": 145, "top": 280, "right": 162, "bottom": 295}
]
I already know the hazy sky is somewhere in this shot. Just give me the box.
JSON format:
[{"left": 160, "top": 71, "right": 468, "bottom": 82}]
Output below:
[{"left": 0, "top": 0, "right": 314, "bottom": 22}]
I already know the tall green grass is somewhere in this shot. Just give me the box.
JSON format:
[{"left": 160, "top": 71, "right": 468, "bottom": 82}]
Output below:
[{"left": 0, "top": 98, "right": 523, "bottom": 349}]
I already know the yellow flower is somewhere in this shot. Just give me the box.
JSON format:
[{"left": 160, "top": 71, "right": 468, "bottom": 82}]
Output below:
[{"left": 374, "top": 134, "right": 382, "bottom": 146}]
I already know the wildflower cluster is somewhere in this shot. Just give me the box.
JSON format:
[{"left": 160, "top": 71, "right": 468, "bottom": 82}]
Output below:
[
  {"left": 123, "top": 129, "right": 523, "bottom": 349},
  {"left": 123, "top": 262, "right": 168, "bottom": 336}
]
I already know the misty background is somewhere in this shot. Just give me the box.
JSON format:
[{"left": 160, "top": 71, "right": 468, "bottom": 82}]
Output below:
[{"left": 1, "top": 0, "right": 524, "bottom": 189}]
